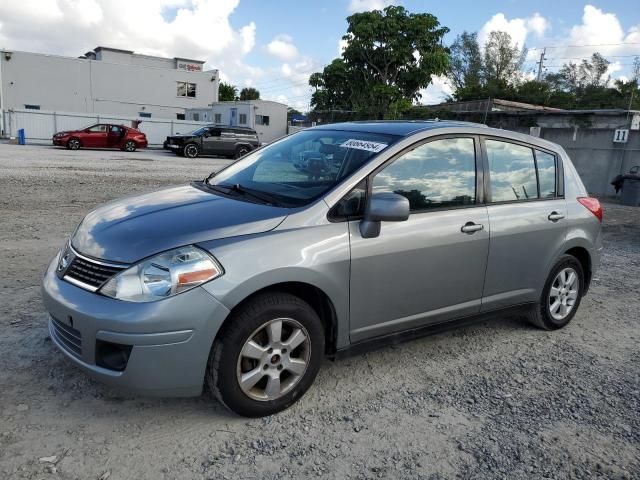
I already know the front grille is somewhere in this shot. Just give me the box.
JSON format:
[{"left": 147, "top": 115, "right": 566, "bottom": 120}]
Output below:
[
  {"left": 50, "top": 316, "right": 82, "bottom": 357},
  {"left": 65, "top": 255, "right": 125, "bottom": 289}
]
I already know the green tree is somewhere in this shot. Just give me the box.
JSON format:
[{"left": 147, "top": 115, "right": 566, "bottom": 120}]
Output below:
[
  {"left": 447, "top": 31, "right": 483, "bottom": 98},
  {"left": 309, "top": 5, "right": 449, "bottom": 119},
  {"left": 447, "top": 30, "right": 525, "bottom": 101},
  {"left": 218, "top": 82, "right": 238, "bottom": 101},
  {"left": 482, "top": 31, "right": 527, "bottom": 93},
  {"left": 239, "top": 87, "right": 260, "bottom": 101},
  {"left": 343, "top": 5, "right": 449, "bottom": 118},
  {"left": 546, "top": 53, "right": 610, "bottom": 92},
  {"left": 309, "top": 59, "right": 352, "bottom": 111}
]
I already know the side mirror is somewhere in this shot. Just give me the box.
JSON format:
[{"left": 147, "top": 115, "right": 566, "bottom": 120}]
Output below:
[{"left": 360, "top": 192, "right": 410, "bottom": 238}]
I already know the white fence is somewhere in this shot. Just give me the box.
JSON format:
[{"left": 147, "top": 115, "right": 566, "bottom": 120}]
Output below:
[{"left": 2, "top": 109, "right": 210, "bottom": 146}]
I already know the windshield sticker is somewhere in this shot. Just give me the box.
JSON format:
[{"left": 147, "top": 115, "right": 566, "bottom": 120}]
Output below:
[{"left": 340, "top": 139, "right": 388, "bottom": 153}]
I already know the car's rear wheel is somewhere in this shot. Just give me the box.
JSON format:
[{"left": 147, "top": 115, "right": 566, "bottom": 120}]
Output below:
[
  {"left": 528, "top": 254, "right": 584, "bottom": 330},
  {"left": 234, "top": 145, "right": 251, "bottom": 159},
  {"left": 123, "top": 140, "right": 137, "bottom": 152},
  {"left": 183, "top": 143, "right": 200, "bottom": 158},
  {"left": 206, "top": 292, "right": 324, "bottom": 417},
  {"left": 67, "top": 138, "right": 81, "bottom": 150}
]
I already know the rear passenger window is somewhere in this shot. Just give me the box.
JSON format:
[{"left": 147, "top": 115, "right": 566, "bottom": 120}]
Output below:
[
  {"left": 372, "top": 137, "right": 476, "bottom": 211},
  {"left": 486, "top": 140, "right": 538, "bottom": 202},
  {"left": 535, "top": 150, "right": 557, "bottom": 198}
]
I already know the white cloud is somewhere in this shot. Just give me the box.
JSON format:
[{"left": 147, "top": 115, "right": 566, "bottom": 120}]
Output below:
[
  {"left": 417, "top": 75, "right": 454, "bottom": 105},
  {"left": 265, "top": 34, "right": 299, "bottom": 61},
  {"left": 540, "top": 5, "right": 640, "bottom": 81},
  {"left": 338, "top": 38, "right": 349, "bottom": 56},
  {"left": 479, "top": 12, "right": 548, "bottom": 50},
  {"left": 0, "top": 0, "right": 256, "bottom": 81},
  {"left": 348, "top": 0, "right": 395, "bottom": 13}
]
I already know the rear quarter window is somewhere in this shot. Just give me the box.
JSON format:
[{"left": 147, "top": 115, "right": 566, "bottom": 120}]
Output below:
[{"left": 486, "top": 140, "right": 538, "bottom": 202}]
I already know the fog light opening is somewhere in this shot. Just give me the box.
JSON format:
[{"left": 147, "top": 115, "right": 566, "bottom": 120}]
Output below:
[{"left": 96, "top": 340, "right": 132, "bottom": 372}]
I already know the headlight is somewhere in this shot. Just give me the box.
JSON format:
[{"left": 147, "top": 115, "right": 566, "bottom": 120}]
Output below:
[{"left": 99, "top": 245, "right": 223, "bottom": 302}]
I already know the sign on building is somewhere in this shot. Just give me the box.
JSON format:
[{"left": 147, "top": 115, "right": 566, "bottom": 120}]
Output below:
[
  {"left": 613, "top": 129, "right": 629, "bottom": 143},
  {"left": 176, "top": 61, "right": 203, "bottom": 72}
]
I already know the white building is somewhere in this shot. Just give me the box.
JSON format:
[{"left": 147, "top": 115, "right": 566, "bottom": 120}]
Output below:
[
  {"left": 186, "top": 100, "right": 288, "bottom": 144},
  {"left": 0, "top": 46, "right": 219, "bottom": 126}
]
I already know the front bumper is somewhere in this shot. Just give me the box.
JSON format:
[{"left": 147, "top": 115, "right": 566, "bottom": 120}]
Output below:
[
  {"left": 42, "top": 254, "right": 230, "bottom": 397},
  {"left": 52, "top": 137, "right": 66, "bottom": 146}
]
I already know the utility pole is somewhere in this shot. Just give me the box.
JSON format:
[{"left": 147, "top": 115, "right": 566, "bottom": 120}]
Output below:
[{"left": 536, "top": 48, "right": 546, "bottom": 81}]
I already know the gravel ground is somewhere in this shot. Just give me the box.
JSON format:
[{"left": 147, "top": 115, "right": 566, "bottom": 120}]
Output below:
[{"left": 0, "top": 143, "right": 638, "bottom": 480}]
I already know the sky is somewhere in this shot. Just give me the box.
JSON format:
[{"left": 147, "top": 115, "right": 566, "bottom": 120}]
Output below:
[{"left": 0, "top": 0, "right": 639, "bottom": 111}]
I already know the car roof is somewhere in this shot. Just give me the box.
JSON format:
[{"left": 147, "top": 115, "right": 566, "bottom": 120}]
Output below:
[
  {"left": 310, "top": 120, "right": 488, "bottom": 137},
  {"left": 308, "top": 120, "right": 563, "bottom": 153}
]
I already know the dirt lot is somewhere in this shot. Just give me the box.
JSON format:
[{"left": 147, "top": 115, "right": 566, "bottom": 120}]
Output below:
[{"left": 0, "top": 143, "right": 638, "bottom": 479}]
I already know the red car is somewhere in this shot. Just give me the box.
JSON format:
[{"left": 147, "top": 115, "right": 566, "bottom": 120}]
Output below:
[{"left": 52, "top": 124, "right": 148, "bottom": 152}]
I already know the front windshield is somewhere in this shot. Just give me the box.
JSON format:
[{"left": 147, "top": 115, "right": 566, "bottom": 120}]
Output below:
[
  {"left": 206, "top": 129, "right": 399, "bottom": 206},
  {"left": 189, "top": 126, "right": 210, "bottom": 136}
]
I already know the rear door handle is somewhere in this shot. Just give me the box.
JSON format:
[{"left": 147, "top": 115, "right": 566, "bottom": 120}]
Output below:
[
  {"left": 548, "top": 212, "right": 565, "bottom": 222},
  {"left": 461, "top": 222, "right": 484, "bottom": 234}
]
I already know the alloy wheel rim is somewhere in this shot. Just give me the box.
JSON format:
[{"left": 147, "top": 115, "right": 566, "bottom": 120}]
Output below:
[
  {"left": 69, "top": 140, "right": 79, "bottom": 149},
  {"left": 125, "top": 142, "right": 135, "bottom": 152},
  {"left": 549, "top": 267, "right": 579, "bottom": 321},
  {"left": 186, "top": 145, "right": 197, "bottom": 157},
  {"left": 236, "top": 318, "right": 310, "bottom": 401}
]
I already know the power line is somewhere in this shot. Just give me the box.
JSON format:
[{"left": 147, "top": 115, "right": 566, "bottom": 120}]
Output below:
[{"left": 529, "top": 41, "right": 640, "bottom": 50}]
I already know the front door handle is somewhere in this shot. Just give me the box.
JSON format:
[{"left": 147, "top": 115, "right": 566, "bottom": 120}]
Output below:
[
  {"left": 461, "top": 222, "right": 484, "bottom": 234},
  {"left": 548, "top": 212, "right": 565, "bottom": 222}
]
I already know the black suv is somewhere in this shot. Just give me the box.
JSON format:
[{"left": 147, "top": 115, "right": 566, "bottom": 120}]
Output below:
[{"left": 165, "top": 125, "right": 260, "bottom": 159}]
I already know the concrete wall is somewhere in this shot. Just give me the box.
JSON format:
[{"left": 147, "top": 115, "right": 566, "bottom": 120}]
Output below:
[
  {"left": 536, "top": 127, "right": 640, "bottom": 196},
  {"left": 0, "top": 50, "right": 219, "bottom": 122}
]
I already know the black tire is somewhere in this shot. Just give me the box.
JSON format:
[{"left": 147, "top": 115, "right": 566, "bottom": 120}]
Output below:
[
  {"left": 67, "top": 137, "right": 81, "bottom": 150},
  {"left": 123, "top": 140, "right": 136, "bottom": 152},
  {"left": 183, "top": 143, "right": 200, "bottom": 158},
  {"left": 206, "top": 292, "right": 325, "bottom": 417},
  {"left": 527, "top": 254, "right": 584, "bottom": 330},
  {"left": 234, "top": 145, "right": 251, "bottom": 159}
]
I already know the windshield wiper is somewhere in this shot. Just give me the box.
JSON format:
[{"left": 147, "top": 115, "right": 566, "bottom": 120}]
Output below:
[
  {"left": 211, "top": 183, "right": 279, "bottom": 206},
  {"left": 204, "top": 171, "right": 216, "bottom": 183}
]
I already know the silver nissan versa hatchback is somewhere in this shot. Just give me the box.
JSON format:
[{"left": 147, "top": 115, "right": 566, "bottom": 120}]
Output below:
[{"left": 42, "top": 121, "right": 603, "bottom": 417}]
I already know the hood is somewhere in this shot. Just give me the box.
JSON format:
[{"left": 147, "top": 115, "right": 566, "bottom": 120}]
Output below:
[{"left": 71, "top": 184, "right": 288, "bottom": 263}]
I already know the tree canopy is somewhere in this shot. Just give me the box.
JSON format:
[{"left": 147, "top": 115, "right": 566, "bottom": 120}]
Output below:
[
  {"left": 309, "top": 5, "right": 449, "bottom": 118},
  {"left": 218, "top": 82, "right": 238, "bottom": 101},
  {"left": 239, "top": 87, "right": 260, "bottom": 101},
  {"left": 446, "top": 31, "right": 640, "bottom": 110}
]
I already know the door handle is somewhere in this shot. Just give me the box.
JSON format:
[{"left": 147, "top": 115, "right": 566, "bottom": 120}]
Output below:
[
  {"left": 548, "top": 212, "right": 565, "bottom": 222},
  {"left": 461, "top": 222, "right": 484, "bottom": 234}
]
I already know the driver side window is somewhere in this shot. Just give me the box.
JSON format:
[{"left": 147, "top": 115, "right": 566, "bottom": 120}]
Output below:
[{"left": 372, "top": 137, "right": 477, "bottom": 212}]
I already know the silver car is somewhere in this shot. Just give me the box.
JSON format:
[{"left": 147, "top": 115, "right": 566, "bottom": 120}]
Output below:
[{"left": 42, "top": 121, "right": 603, "bottom": 417}]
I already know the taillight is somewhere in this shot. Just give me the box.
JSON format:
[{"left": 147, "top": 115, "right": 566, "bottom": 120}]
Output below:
[{"left": 577, "top": 197, "right": 602, "bottom": 222}]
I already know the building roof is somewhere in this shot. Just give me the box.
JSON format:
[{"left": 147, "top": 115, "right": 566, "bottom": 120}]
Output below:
[{"left": 312, "top": 120, "right": 487, "bottom": 136}]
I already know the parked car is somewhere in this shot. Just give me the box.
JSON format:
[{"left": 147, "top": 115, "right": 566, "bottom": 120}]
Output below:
[
  {"left": 52, "top": 124, "right": 148, "bottom": 152},
  {"left": 43, "top": 121, "right": 602, "bottom": 417},
  {"left": 165, "top": 125, "right": 260, "bottom": 159}
]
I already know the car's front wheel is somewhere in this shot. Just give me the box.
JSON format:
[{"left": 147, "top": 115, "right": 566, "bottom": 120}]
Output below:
[
  {"left": 234, "top": 145, "right": 251, "bottom": 159},
  {"left": 528, "top": 254, "right": 584, "bottom": 330},
  {"left": 207, "top": 292, "right": 324, "bottom": 417},
  {"left": 66, "top": 138, "right": 81, "bottom": 150},
  {"left": 123, "top": 140, "right": 137, "bottom": 152},
  {"left": 183, "top": 143, "right": 200, "bottom": 158}
]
